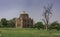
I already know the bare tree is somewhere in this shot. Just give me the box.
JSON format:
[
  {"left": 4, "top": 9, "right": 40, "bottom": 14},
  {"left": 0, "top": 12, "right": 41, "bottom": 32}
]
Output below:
[{"left": 42, "top": 4, "right": 53, "bottom": 30}]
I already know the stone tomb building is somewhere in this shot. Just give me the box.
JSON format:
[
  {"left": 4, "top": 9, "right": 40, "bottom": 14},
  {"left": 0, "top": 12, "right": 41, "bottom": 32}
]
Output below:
[{"left": 16, "top": 11, "right": 33, "bottom": 28}]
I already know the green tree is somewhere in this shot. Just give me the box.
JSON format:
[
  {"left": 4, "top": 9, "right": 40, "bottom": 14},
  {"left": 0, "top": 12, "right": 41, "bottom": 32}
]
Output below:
[
  {"left": 1, "top": 18, "right": 8, "bottom": 27},
  {"left": 0, "top": 21, "right": 3, "bottom": 27},
  {"left": 34, "top": 22, "right": 44, "bottom": 30},
  {"left": 49, "top": 21, "right": 60, "bottom": 30},
  {"left": 7, "top": 18, "right": 16, "bottom": 28}
]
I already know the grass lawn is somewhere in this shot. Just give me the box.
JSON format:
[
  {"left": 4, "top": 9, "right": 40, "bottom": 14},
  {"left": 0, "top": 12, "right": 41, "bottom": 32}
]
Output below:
[{"left": 0, "top": 28, "right": 60, "bottom": 37}]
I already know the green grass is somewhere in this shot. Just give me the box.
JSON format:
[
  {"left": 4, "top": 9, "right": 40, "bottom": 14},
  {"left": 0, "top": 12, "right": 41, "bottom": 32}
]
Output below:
[{"left": 0, "top": 28, "right": 60, "bottom": 37}]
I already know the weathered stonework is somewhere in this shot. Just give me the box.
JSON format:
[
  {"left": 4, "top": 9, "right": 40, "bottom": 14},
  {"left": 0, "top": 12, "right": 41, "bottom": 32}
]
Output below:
[{"left": 16, "top": 11, "right": 33, "bottom": 28}]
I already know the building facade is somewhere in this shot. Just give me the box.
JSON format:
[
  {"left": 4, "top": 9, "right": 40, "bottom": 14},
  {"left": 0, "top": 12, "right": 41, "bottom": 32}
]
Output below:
[{"left": 16, "top": 11, "right": 33, "bottom": 28}]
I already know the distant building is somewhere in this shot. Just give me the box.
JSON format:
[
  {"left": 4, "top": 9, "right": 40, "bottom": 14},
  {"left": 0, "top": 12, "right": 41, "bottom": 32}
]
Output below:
[{"left": 16, "top": 11, "right": 33, "bottom": 28}]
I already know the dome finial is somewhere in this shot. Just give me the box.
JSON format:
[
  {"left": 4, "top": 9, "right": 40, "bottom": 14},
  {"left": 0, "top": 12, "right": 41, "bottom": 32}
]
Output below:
[{"left": 23, "top": 11, "right": 26, "bottom": 14}]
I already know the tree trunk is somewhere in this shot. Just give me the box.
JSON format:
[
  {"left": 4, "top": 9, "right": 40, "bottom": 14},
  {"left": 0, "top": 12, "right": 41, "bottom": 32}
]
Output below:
[{"left": 46, "top": 24, "right": 48, "bottom": 30}]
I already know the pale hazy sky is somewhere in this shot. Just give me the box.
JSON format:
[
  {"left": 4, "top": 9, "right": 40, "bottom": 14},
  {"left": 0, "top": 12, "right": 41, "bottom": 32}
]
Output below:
[{"left": 0, "top": 0, "right": 60, "bottom": 23}]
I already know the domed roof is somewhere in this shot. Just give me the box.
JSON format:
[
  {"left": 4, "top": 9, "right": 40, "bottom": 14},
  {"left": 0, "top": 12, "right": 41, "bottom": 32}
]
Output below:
[
  {"left": 21, "top": 11, "right": 28, "bottom": 14},
  {"left": 19, "top": 11, "right": 29, "bottom": 18}
]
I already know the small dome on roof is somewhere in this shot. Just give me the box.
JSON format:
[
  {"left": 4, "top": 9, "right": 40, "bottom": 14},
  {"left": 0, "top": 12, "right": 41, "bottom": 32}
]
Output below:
[
  {"left": 21, "top": 11, "right": 28, "bottom": 14},
  {"left": 19, "top": 11, "right": 29, "bottom": 18}
]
